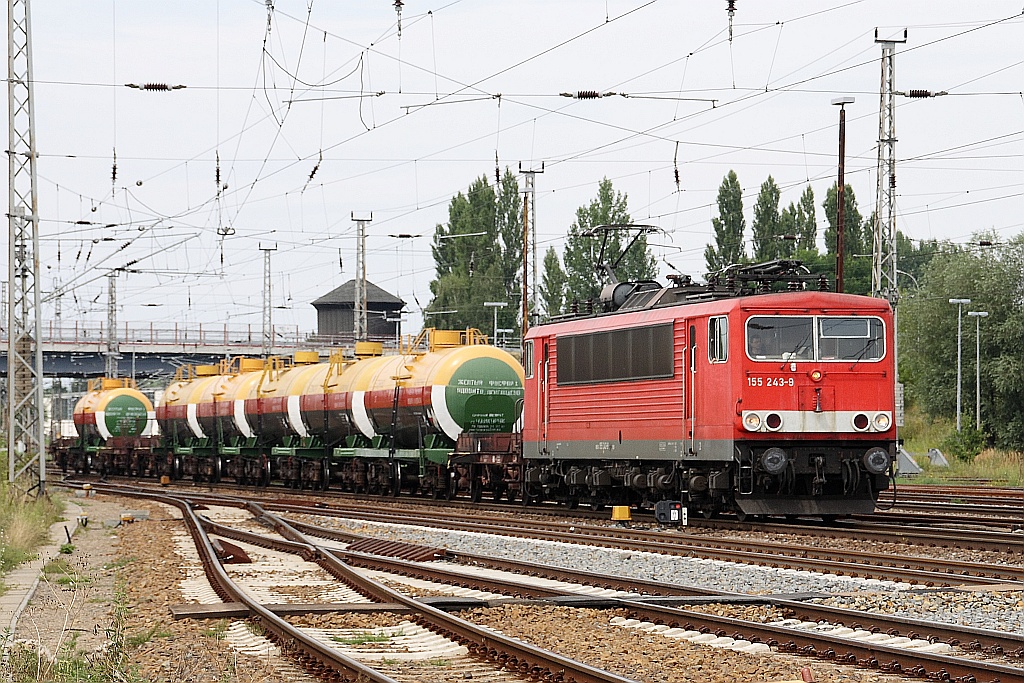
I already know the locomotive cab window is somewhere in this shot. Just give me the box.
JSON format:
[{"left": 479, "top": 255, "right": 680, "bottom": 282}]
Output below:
[
  {"left": 746, "top": 317, "right": 813, "bottom": 361},
  {"left": 746, "top": 315, "right": 885, "bottom": 362},
  {"left": 818, "top": 317, "right": 884, "bottom": 361},
  {"left": 708, "top": 316, "right": 728, "bottom": 363},
  {"left": 522, "top": 340, "right": 534, "bottom": 378}
]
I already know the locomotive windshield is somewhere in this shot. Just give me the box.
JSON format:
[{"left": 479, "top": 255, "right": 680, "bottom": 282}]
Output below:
[{"left": 746, "top": 315, "right": 884, "bottom": 362}]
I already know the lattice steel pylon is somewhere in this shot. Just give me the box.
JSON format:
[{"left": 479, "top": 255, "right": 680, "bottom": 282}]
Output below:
[
  {"left": 519, "top": 162, "right": 543, "bottom": 329},
  {"left": 7, "top": 0, "right": 46, "bottom": 494},
  {"left": 872, "top": 28, "right": 907, "bottom": 429},
  {"left": 260, "top": 243, "right": 277, "bottom": 357},
  {"left": 352, "top": 213, "right": 372, "bottom": 342},
  {"left": 105, "top": 273, "right": 119, "bottom": 377},
  {"left": 871, "top": 29, "right": 905, "bottom": 304}
]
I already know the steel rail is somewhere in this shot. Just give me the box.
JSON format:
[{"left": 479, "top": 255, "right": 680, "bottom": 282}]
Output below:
[
  {"left": 260, "top": 501, "right": 1023, "bottom": 586},
  {"left": 104, "top": 488, "right": 402, "bottom": 683},
  {"left": 69, "top": 482, "right": 640, "bottom": 683},
  {"left": 244, "top": 504, "right": 641, "bottom": 683},
  {"left": 228, "top": 506, "right": 1024, "bottom": 683},
  {"left": 283, "top": 516, "right": 1024, "bottom": 659},
  {"left": 615, "top": 600, "right": 1024, "bottom": 683},
  {"left": 61, "top": 482, "right": 1024, "bottom": 682}
]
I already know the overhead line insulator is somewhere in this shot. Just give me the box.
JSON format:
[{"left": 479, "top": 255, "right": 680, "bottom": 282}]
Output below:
[{"left": 125, "top": 83, "right": 187, "bottom": 91}]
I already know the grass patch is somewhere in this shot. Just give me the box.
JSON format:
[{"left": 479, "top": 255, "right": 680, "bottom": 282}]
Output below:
[
  {"left": 0, "top": 478, "right": 63, "bottom": 573},
  {"left": 427, "top": 658, "right": 451, "bottom": 667},
  {"left": 102, "top": 557, "right": 135, "bottom": 571},
  {"left": 331, "top": 630, "right": 397, "bottom": 645},
  {"left": 59, "top": 543, "right": 74, "bottom": 555},
  {"left": 899, "top": 449, "right": 1024, "bottom": 486},
  {"left": 201, "top": 620, "right": 230, "bottom": 640},
  {"left": 127, "top": 623, "right": 172, "bottom": 647}
]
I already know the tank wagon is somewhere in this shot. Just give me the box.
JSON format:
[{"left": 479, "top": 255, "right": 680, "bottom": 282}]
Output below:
[
  {"left": 54, "top": 329, "right": 525, "bottom": 496},
  {"left": 52, "top": 378, "right": 157, "bottom": 476}
]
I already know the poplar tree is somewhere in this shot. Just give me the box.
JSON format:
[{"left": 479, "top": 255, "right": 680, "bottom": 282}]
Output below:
[
  {"left": 704, "top": 170, "right": 746, "bottom": 273},
  {"left": 427, "top": 176, "right": 502, "bottom": 332},
  {"left": 561, "top": 178, "right": 654, "bottom": 305},
  {"left": 796, "top": 185, "right": 818, "bottom": 252},
  {"left": 539, "top": 246, "right": 567, "bottom": 319},
  {"left": 751, "top": 175, "right": 782, "bottom": 261}
]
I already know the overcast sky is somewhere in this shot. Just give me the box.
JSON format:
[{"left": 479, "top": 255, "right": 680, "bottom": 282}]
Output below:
[{"left": 10, "top": 1, "right": 1024, "bottom": 338}]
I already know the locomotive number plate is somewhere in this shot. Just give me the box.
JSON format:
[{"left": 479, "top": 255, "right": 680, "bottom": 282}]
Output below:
[{"left": 747, "top": 376, "right": 794, "bottom": 387}]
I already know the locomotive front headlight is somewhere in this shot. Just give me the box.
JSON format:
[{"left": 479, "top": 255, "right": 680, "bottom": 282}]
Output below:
[
  {"left": 743, "top": 413, "right": 762, "bottom": 431},
  {"left": 810, "top": 369, "right": 822, "bottom": 382},
  {"left": 760, "top": 447, "right": 789, "bottom": 475},
  {"left": 873, "top": 413, "right": 891, "bottom": 431},
  {"left": 862, "top": 447, "right": 892, "bottom": 475}
]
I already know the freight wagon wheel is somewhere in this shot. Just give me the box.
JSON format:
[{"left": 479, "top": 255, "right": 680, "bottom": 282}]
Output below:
[
  {"left": 390, "top": 463, "right": 402, "bottom": 497},
  {"left": 470, "top": 480, "right": 482, "bottom": 503},
  {"left": 701, "top": 507, "right": 717, "bottom": 520},
  {"left": 321, "top": 461, "right": 332, "bottom": 491},
  {"left": 444, "top": 470, "right": 457, "bottom": 501}
]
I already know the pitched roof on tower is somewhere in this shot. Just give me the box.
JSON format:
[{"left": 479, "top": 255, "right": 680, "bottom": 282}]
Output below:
[{"left": 311, "top": 279, "right": 406, "bottom": 308}]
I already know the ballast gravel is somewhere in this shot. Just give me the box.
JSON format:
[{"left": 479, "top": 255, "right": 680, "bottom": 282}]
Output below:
[{"left": 306, "top": 515, "right": 1024, "bottom": 635}]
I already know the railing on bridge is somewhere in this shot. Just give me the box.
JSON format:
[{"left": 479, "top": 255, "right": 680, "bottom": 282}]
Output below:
[
  {"left": 1, "top": 321, "right": 521, "bottom": 354},
  {"left": 35, "top": 321, "right": 307, "bottom": 348}
]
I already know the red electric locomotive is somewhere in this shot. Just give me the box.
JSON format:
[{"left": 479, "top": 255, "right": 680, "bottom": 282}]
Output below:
[{"left": 518, "top": 260, "right": 895, "bottom": 519}]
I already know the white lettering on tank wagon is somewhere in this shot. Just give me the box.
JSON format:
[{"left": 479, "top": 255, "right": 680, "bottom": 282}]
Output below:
[{"left": 454, "top": 387, "right": 521, "bottom": 396}]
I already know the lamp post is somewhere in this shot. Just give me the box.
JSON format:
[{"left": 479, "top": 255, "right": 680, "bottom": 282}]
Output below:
[
  {"left": 483, "top": 301, "right": 508, "bottom": 343},
  {"left": 948, "top": 298, "right": 971, "bottom": 432},
  {"left": 967, "top": 311, "right": 988, "bottom": 431},
  {"left": 831, "top": 96, "right": 854, "bottom": 293}
]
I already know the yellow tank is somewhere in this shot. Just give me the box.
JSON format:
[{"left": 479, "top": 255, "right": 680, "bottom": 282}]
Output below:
[{"left": 74, "top": 378, "right": 154, "bottom": 441}]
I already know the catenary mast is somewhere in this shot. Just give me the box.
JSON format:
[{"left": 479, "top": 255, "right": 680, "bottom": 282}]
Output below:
[{"left": 7, "top": 0, "right": 46, "bottom": 493}]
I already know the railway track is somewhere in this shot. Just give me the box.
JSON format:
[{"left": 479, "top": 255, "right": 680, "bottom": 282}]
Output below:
[
  {"left": 100, "top": 484, "right": 640, "bottom": 683},
  {"left": 59, "top": 481, "right": 1024, "bottom": 683},
  {"left": 246, "top": 495, "right": 1024, "bottom": 587},
  {"left": 63, "top": 474, "right": 1024, "bottom": 583}
]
